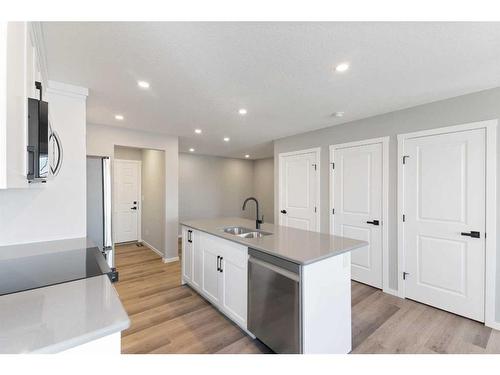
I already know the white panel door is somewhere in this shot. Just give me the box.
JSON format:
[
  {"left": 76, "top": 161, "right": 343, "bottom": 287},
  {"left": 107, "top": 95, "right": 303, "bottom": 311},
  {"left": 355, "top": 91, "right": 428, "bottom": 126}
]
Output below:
[
  {"left": 403, "top": 128, "right": 486, "bottom": 322},
  {"left": 113, "top": 160, "right": 140, "bottom": 243},
  {"left": 332, "top": 143, "right": 383, "bottom": 288},
  {"left": 279, "top": 150, "right": 319, "bottom": 231}
]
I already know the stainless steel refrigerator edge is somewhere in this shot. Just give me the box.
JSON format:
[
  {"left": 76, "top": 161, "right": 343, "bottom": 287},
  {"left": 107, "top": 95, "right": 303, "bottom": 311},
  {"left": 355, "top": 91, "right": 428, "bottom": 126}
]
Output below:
[{"left": 86, "top": 156, "right": 114, "bottom": 269}]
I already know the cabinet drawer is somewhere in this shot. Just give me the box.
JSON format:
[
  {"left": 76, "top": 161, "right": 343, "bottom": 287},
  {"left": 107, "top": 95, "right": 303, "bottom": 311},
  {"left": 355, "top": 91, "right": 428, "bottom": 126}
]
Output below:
[{"left": 204, "top": 235, "right": 247, "bottom": 266}]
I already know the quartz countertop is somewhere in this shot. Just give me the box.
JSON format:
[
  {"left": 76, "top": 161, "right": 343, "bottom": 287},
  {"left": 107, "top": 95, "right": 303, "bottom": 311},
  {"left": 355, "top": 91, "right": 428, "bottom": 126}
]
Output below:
[
  {"left": 181, "top": 217, "right": 367, "bottom": 265},
  {"left": 0, "top": 275, "right": 129, "bottom": 354}
]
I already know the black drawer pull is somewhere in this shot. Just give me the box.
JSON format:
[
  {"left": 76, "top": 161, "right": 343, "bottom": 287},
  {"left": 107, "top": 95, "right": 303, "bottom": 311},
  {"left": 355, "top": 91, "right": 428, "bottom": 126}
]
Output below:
[
  {"left": 366, "top": 220, "right": 379, "bottom": 226},
  {"left": 461, "top": 231, "right": 480, "bottom": 238}
]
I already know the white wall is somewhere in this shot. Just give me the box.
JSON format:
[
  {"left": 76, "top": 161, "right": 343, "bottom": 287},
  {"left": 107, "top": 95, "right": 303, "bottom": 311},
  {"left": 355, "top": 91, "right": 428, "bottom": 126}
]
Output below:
[
  {"left": 179, "top": 153, "right": 275, "bottom": 232},
  {"left": 141, "top": 149, "right": 165, "bottom": 253},
  {"left": 273, "top": 86, "right": 500, "bottom": 322},
  {"left": 0, "top": 82, "right": 88, "bottom": 245},
  {"left": 253, "top": 157, "right": 274, "bottom": 224},
  {"left": 179, "top": 153, "right": 255, "bottom": 227},
  {"left": 86, "top": 123, "right": 179, "bottom": 260},
  {"left": 114, "top": 146, "right": 142, "bottom": 161}
]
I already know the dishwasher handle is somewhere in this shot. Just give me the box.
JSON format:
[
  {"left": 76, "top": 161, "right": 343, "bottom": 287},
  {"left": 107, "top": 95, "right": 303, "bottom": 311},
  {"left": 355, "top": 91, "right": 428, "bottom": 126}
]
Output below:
[{"left": 248, "top": 256, "right": 300, "bottom": 282}]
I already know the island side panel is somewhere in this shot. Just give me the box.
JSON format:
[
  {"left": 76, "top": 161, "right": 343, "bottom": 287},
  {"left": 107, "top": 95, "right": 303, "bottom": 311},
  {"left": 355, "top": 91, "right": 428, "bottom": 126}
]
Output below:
[{"left": 301, "top": 252, "right": 352, "bottom": 354}]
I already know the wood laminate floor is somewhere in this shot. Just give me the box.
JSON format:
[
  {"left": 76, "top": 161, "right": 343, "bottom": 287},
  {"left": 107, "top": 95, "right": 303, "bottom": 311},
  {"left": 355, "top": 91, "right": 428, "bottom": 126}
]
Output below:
[{"left": 114, "top": 242, "right": 500, "bottom": 354}]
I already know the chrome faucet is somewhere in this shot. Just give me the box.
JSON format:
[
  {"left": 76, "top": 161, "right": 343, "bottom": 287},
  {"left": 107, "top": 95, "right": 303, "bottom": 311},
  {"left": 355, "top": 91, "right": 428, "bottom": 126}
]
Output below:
[{"left": 242, "top": 197, "right": 263, "bottom": 229}]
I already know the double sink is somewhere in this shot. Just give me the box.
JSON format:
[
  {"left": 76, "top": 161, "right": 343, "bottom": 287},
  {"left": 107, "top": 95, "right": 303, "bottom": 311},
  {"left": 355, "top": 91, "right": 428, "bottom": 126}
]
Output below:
[{"left": 222, "top": 226, "right": 272, "bottom": 239}]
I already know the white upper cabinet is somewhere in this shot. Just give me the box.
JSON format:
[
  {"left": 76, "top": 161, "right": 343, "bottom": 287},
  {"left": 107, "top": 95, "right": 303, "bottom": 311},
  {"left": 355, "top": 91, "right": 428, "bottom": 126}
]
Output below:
[{"left": 1, "top": 22, "right": 42, "bottom": 189}]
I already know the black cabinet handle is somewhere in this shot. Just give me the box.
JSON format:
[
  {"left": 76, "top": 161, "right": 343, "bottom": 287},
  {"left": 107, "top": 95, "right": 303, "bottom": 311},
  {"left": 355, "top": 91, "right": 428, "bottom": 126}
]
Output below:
[
  {"left": 219, "top": 257, "right": 223, "bottom": 273},
  {"left": 188, "top": 230, "right": 192, "bottom": 243},
  {"left": 461, "top": 231, "right": 480, "bottom": 238},
  {"left": 280, "top": 209, "right": 287, "bottom": 214},
  {"left": 366, "top": 220, "right": 380, "bottom": 226},
  {"left": 216, "top": 256, "right": 220, "bottom": 271},
  {"left": 131, "top": 207, "right": 137, "bottom": 210}
]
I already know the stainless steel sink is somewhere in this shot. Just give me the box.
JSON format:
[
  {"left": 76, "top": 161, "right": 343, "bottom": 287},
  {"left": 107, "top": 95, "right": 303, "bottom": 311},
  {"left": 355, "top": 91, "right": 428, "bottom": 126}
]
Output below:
[
  {"left": 223, "top": 226, "right": 254, "bottom": 235},
  {"left": 222, "top": 226, "right": 272, "bottom": 238},
  {"left": 238, "top": 231, "right": 272, "bottom": 239}
]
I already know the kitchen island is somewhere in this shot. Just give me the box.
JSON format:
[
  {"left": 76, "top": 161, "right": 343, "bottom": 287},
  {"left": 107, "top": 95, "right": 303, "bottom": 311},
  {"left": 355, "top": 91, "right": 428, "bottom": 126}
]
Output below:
[{"left": 180, "top": 217, "right": 367, "bottom": 354}]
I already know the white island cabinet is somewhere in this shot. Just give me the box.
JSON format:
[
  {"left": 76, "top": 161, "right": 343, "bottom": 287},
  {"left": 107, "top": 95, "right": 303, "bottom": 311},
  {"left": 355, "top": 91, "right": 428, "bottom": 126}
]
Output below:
[
  {"left": 181, "top": 226, "right": 248, "bottom": 331},
  {"left": 181, "top": 218, "right": 367, "bottom": 354}
]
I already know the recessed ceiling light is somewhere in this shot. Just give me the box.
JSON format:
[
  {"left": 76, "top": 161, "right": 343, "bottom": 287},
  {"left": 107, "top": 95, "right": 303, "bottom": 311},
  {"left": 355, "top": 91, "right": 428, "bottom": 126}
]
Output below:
[
  {"left": 115, "top": 114, "right": 124, "bottom": 120},
  {"left": 335, "top": 63, "right": 350, "bottom": 73},
  {"left": 245, "top": 154, "right": 250, "bottom": 158},
  {"left": 238, "top": 108, "right": 247, "bottom": 116},
  {"left": 223, "top": 137, "right": 230, "bottom": 142},
  {"left": 189, "top": 148, "right": 195, "bottom": 152},
  {"left": 194, "top": 129, "right": 202, "bottom": 134},
  {"left": 137, "top": 80, "right": 150, "bottom": 89},
  {"left": 332, "top": 111, "right": 345, "bottom": 117}
]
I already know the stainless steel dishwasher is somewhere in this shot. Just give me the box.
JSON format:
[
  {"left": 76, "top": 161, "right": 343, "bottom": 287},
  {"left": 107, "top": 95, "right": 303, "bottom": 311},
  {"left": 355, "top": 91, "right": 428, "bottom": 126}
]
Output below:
[{"left": 248, "top": 248, "right": 301, "bottom": 354}]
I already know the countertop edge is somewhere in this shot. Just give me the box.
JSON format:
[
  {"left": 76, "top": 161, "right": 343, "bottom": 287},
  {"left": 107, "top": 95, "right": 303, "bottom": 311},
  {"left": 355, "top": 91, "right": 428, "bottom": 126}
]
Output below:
[
  {"left": 180, "top": 221, "right": 367, "bottom": 265},
  {"left": 17, "top": 277, "right": 130, "bottom": 354}
]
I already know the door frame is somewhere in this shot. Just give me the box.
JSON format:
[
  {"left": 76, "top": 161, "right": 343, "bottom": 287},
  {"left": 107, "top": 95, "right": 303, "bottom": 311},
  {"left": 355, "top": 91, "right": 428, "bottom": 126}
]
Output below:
[
  {"left": 329, "top": 137, "right": 390, "bottom": 293},
  {"left": 397, "top": 120, "right": 498, "bottom": 329},
  {"left": 113, "top": 158, "right": 142, "bottom": 243},
  {"left": 278, "top": 147, "right": 321, "bottom": 232}
]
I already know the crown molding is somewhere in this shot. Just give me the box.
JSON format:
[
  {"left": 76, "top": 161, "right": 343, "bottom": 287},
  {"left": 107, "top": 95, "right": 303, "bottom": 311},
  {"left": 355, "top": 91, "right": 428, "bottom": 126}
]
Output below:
[
  {"left": 47, "top": 80, "right": 89, "bottom": 99},
  {"left": 29, "top": 22, "right": 49, "bottom": 88}
]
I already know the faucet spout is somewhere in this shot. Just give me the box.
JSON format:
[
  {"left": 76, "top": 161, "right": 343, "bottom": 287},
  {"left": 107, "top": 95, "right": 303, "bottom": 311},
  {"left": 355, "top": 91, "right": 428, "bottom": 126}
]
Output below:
[{"left": 242, "top": 197, "right": 263, "bottom": 229}]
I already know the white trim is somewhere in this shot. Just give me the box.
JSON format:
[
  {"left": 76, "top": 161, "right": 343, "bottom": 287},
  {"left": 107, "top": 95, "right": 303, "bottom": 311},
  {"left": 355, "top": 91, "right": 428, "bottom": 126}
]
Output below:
[
  {"left": 141, "top": 240, "right": 163, "bottom": 258},
  {"left": 278, "top": 147, "right": 321, "bottom": 232},
  {"left": 163, "top": 256, "right": 180, "bottom": 263},
  {"left": 47, "top": 80, "right": 89, "bottom": 98},
  {"left": 329, "top": 137, "right": 390, "bottom": 293},
  {"left": 29, "top": 22, "right": 49, "bottom": 88},
  {"left": 113, "top": 159, "right": 142, "bottom": 244},
  {"left": 397, "top": 119, "right": 498, "bottom": 327}
]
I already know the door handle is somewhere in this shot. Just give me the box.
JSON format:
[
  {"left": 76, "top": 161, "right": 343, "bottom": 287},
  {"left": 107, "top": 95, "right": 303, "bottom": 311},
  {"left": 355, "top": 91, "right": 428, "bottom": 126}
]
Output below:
[
  {"left": 461, "top": 231, "right": 480, "bottom": 238},
  {"left": 280, "top": 209, "right": 287, "bottom": 214},
  {"left": 131, "top": 207, "right": 137, "bottom": 210},
  {"left": 366, "top": 220, "right": 380, "bottom": 226}
]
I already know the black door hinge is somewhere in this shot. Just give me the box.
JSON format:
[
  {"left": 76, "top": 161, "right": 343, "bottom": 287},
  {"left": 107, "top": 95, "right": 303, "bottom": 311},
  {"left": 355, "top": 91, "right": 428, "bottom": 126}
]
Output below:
[{"left": 402, "top": 155, "right": 410, "bottom": 164}]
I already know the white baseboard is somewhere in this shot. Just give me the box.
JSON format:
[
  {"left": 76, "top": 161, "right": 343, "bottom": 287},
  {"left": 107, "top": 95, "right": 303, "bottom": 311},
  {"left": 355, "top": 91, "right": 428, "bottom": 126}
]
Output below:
[
  {"left": 141, "top": 240, "right": 163, "bottom": 258},
  {"left": 383, "top": 287, "right": 401, "bottom": 298},
  {"left": 486, "top": 319, "right": 500, "bottom": 331},
  {"left": 163, "top": 256, "right": 179, "bottom": 263}
]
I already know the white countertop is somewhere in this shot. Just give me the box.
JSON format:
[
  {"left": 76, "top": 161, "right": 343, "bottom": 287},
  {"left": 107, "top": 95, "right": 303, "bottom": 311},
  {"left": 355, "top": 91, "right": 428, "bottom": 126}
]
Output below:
[
  {"left": 181, "top": 217, "right": 367, "bottom": 265},
  {"left": 0, "top": 275, "right": 129, "bottom": 353}
]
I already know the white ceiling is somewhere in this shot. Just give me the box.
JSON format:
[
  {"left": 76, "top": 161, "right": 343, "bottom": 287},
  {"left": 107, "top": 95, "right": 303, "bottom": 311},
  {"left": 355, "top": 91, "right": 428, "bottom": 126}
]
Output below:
[{"left": 41, "top": 22, "right": 500, "bottom": 159}]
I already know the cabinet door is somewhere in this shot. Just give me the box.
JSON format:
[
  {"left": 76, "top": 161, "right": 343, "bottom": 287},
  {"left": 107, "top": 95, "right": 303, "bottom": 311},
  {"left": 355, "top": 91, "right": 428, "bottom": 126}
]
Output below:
[
  {"left": 192, "top": 230, "right": 203, "bottom": 290},
  {"left": 219, "top": 242, "right": 248, "bottom": 327},
  {"left": 181, "top": 227, "right": 193, "bottom": 283},
  {"left": 201, "top": 240, "right": 220, "bottom": 305},
  {"left": 220, "top": 255, "right": 247, "bottom": 327}
]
